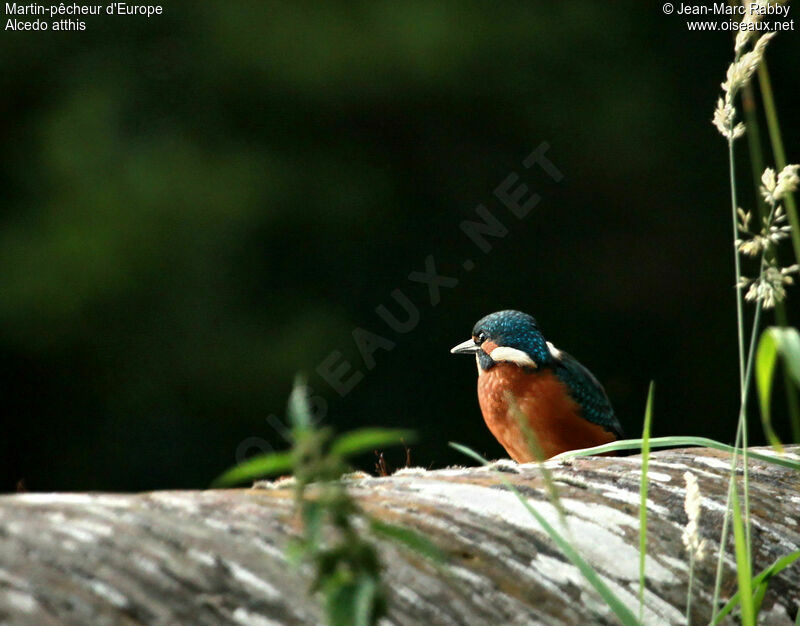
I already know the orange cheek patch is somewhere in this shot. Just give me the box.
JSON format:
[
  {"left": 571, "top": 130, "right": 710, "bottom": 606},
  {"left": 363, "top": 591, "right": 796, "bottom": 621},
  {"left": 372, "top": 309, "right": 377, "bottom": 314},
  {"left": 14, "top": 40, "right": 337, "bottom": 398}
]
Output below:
[{"left": 481, "top": 340, "right": 498, "bottom": 356}]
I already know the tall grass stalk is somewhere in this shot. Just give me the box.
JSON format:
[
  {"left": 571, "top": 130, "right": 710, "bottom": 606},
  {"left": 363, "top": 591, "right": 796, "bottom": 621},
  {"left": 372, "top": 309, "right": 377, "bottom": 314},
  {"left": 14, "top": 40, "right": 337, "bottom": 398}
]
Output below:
[
  {"left": 729, "top": 132, "right": 748, "bottom": 390},
  {"left": 686, "top": 551, "right": 696, "bottom": 625},
  {"left": 730, "top": 483, "right": 755, "bottom": 626},
  {"left": 711, "top": 290, "right": 764, "bottom": 620},
  {"left": 710, "top": 474, "right": 735, "bottom": 623},
  {"left": 723, "top": 59, "right": 751, "bottom": 561},
  {"left": 638, "top": 382, "right": 654, "bottom": 623},
  {"left": 721, "top": 54, "right": 752, "bottom": 609},
  {"left": 710, "top": 30, "right": 782, "bottom": 619}
]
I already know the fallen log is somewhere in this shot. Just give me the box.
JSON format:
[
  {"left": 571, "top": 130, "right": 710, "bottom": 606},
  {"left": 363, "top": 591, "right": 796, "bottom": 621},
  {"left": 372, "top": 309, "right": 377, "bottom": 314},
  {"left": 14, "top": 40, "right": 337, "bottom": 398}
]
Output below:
[{"left": 0, "top": 446, "right": 798, "bottom": 625}]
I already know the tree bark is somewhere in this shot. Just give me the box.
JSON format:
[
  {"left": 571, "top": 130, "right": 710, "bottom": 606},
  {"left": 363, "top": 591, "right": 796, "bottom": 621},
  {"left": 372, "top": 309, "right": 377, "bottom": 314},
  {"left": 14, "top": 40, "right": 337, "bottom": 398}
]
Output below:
[{"left": 0, "top": 446, "right": 798, "bottom": 625}]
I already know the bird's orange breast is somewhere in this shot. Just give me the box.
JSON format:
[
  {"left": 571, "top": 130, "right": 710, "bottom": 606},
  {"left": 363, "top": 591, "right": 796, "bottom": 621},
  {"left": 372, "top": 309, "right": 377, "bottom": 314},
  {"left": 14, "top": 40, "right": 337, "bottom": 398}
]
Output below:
[{"left": 477, "top": 362, "right": 615, "bottom": 462}]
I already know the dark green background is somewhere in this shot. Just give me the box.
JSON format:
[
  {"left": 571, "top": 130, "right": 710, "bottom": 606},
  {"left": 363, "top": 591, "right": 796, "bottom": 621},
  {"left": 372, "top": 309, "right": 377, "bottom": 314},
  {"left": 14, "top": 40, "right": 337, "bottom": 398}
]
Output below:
[{"left": 2, "top": 2, "right": 799, "bottom": 492}]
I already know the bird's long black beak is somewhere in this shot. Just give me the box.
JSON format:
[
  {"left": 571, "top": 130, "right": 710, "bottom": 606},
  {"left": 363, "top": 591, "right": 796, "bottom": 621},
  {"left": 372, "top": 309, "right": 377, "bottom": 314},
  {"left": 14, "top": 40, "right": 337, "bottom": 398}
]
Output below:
[{"left": 450, "top": 339, "right": 480, "bottom": 355}]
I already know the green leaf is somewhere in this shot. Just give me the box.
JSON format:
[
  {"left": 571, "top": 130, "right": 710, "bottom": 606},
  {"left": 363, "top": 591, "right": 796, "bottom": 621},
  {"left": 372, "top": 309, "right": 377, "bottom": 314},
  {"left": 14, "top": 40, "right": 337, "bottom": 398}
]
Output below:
[
  {"left": 552, "top": 436, "right": 800, "bottom": 472},
  {"left": 752, "top": 579, "right": 768, "bottom": 617},
  {"left": 370, "top": 519, "right": 447, "bottom": 564},
  {"left": 730, "top": 484, "right": 754, "bottom": 626},
  {"left": 210, "top": 450, "right": 293, "bottom": 487},
  {"left": 449, "top": 442, "right": 642, "bottom": 626},
  {"left": 331, "top": 428, "right": 415, "bottom": 459},
  {"left": 757, "top": 327, "right": 800, "bottom": 451},
  {"left": 639, "top": 381, "right": 655, "bottom": 622},
  {"left": 713, "top": 550, "right": 800, "bottom": 624}
]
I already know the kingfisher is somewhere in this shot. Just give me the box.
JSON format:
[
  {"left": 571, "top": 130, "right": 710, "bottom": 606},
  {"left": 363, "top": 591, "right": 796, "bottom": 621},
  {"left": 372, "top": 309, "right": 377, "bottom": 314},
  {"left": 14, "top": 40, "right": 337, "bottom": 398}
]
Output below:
[{"left": 451, "top": 310, "right": 623, "bottom": 462}]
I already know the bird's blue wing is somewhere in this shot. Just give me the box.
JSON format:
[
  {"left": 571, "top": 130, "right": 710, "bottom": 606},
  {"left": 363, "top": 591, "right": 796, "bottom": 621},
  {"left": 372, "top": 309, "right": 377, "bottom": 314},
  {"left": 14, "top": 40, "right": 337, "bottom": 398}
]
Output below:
[{"left": 553, "top": 349, "right": 624, "bottom": 438}]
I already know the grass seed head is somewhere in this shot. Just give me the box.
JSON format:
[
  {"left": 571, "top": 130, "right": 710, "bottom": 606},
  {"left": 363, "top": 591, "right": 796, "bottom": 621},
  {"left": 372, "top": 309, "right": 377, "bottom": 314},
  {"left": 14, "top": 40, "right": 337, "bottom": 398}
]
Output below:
[{"left": 682, "top": 472, "right": 707, "bottom": 562}]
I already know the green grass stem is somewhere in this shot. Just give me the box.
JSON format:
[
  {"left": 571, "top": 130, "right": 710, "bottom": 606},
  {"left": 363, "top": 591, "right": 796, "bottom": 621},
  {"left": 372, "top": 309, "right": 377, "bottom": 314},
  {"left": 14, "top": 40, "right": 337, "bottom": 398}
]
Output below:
[
  {"left": 638, "top": 382, "right": 654, "bottom": 623},
  {"left": 730, "top": 483, "right": 755, "bottom": 626}
]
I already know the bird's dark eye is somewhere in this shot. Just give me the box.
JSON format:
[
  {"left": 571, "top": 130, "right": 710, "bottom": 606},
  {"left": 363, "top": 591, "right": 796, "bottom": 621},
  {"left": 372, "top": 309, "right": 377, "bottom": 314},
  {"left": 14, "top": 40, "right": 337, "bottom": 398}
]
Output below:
[{"left": 475, "top": 331, "right": 487, "bottom": 344}]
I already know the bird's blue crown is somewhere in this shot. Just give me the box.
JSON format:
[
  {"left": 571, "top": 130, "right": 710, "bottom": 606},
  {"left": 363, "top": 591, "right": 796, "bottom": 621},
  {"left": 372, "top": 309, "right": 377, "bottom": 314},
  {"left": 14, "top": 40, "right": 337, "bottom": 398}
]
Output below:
[{"left": 472, "top": 310, "right": 551, "bottom": 365}]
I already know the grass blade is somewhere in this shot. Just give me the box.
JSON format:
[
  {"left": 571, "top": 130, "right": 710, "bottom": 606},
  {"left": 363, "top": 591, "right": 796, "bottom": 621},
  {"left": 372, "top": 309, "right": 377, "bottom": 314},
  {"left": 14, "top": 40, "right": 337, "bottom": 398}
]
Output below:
[
  {"left": 552, "top": 436, "right": 800, "bottom": 471},
  {"left": 450, "top": 442, "right": 641, "bottom": 626},
  {"left": 712, "top": 549, "right": 800, "bottom": 624},
  {"left": 506, "top": 391, "right": 567, "bottom": 526},
  {"left": 757, "top": 327, "right": 800, "bottom": 451},
  {"left": 639, "top": 382, "right": 655, "bottom": 622},
  {"left": 756, "top": 328, "right": 785, "bottom": 451},
  {"left": 751, "top": 580, "right": 768, "bottom": 618},
  {"left": 763, "top": 327, "right": 800, "bottom": 386}
]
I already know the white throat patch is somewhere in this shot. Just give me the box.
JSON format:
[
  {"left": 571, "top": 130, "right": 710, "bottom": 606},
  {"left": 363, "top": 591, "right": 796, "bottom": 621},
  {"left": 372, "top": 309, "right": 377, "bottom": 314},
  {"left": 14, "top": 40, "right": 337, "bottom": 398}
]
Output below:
[{"left": 488, "top": 346, "right": 538, "bottom": 368}]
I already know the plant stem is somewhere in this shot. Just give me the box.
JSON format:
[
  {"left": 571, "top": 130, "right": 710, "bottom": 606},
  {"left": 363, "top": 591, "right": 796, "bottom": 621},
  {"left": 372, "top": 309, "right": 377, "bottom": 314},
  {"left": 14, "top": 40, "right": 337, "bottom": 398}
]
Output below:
[
  {"left": 728, "top": 134, "right": 747, "bottom": 391},
  {"left": 742, "top": 84, "right": 767, "bottom": 217},
  {"left": 711, "top": 192, "right": 772, "bottom": 619},
  {"left": 759, "top": 61, "right": 800, "bottom": 262},
  {"left": 710, "top": 270, "right": 765, "bottom": 621},
  {"left": 711, "top": 471, "right": 736, "bottom": 623},
  {"left": 725, "top": 111, "right": 751, "bottom": 596},
  {"left": 686, "top": 552, "right": 695, "bottom": 625}
]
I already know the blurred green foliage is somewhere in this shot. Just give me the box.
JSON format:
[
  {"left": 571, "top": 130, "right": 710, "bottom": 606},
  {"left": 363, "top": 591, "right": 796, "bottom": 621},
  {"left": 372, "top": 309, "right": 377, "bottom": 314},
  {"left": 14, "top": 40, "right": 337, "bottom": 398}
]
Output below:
[{"left": 1, "top": 2, "right": 798, "bottom": 491}]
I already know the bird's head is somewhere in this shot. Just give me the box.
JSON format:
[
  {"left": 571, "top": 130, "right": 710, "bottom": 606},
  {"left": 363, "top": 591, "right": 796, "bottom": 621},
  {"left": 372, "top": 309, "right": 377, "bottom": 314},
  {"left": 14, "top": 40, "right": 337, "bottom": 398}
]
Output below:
[{"left": 450, "top": 310, "right": 552, "bottom": 372}]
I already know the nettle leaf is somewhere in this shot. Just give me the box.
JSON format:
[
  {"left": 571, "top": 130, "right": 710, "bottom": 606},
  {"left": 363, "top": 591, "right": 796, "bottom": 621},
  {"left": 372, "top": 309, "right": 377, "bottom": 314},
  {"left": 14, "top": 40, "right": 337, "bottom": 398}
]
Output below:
[
  {"left": 210, "top": 450, "right": 293, "bottom": 487},
  {"left": 326, "top": 574, "right": 384, "bottom": 626},
  {"left": 331, "top": 428, "right": 415, "bottom": 459},
  {"left": 288, "top": 374, "right": 314, "bottom": 432}
]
